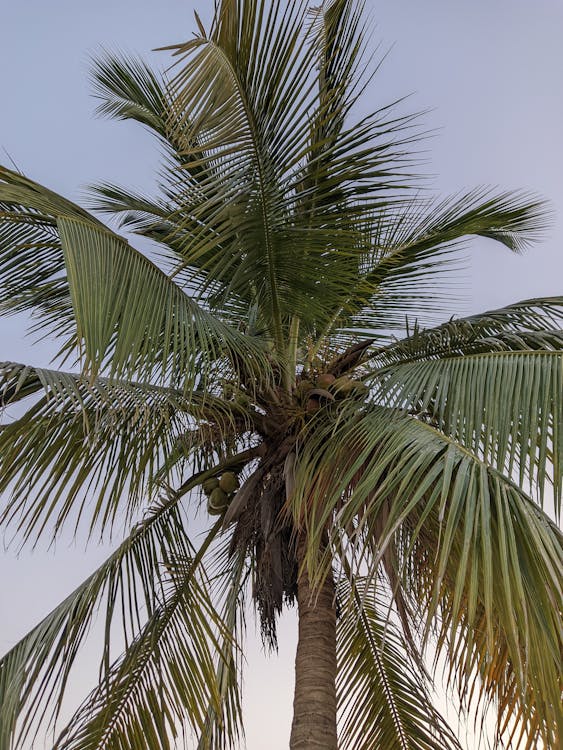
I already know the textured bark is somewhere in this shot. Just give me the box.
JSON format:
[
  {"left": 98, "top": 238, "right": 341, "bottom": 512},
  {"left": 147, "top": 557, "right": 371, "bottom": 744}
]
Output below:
[{"left": 289, "top": 540, "right": 338, "bottom": 749}]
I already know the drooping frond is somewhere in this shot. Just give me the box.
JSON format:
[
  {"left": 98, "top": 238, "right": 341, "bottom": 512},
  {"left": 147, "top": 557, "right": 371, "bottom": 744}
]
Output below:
[
  {"left": 370, "top": 349, "right": 563, "bottom": 512},
  {"left": 57, "top": 214, "right": 254, "bottom": 383},
  {"left": 336, "top": 577, "right": 461, "bottom": 750},
  {"left": 390, "top": 443, "right": 563, "bottom": 748},
  {"left": 196, "top": 541, "right": 249, "bottom": 750},
  {"left": 291, "top": 403, "right": 562, "bottom": 746},
  {"left": 0, "top": 486, "right": 198, "bottom": 750},
  {"left": 0, "top": 362, "right": 249, "bottom": 539},
  {"left": 0, "top": 167, "right": 271, "bottom": 385},
  {"left": 0, "top": 170, "right": 92, "bottom": 345},
  {"left": 52, "top": 522, "right": 226, "bottom": 750}
]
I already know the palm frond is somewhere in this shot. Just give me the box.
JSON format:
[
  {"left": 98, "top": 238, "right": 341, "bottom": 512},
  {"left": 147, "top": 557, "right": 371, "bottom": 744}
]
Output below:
[
  {"left": 0, "top": 486, "right": 204, "bottom": 750},
  {"left": 57, "top": 214, "right": 268, "bottom": 383},
  {"left": 336, "top": 577, "right": 462, "bottom": 750},
  {"left": 157, "top": 1, "right": 420, "bottom": 340},
  {"left": 291, "top": 403, "right": 562, "bottom": 747},
  {"left": 368, "top": 296, "right": 563, "bottom": 366},
  {"left": 336, "top": 189, "right": 549, "bottom": 335},
  {"left": 85, "top": 180, "right": 259, "bottom": 330},
  {"left": 0, "top": 361, "right": 250, "bottom": 539},
  {"left": 396, "top": 452, "right": 563, "bottom": 749},
  {"left": 0, "top": 169, "right": 92, "bottom": 347},
  {"left": 89, "top": 51, "right": 242, "bottom": 300},
  {"left": 0, "top": 167, "right": 271, "bottom": 385},
  {"left": 163, "top": 0, "right": 316, "bottom": 346},
  {"left": 88, "top": 51, "right": 256, "bottom": 325},
  {"left": 52, "top": 522, "right": 226, "bottom": 750},
  {"left": 370, "top": 350, "right": 562, "bottom": 512},
  {"left": 301, "top": 0, "right": 377, "bottom": 208},
  {"left": 91, "top": 52, "right": 170, "bottom": 135},
  {"left": 87, "top": 182, "right": 178, "bottom": 253},
  {"left": 307, "top": 0, "right": 370, "bottom": 142},
  {"left": 197, "top": 542, "right": 248, "bottom": 750}
]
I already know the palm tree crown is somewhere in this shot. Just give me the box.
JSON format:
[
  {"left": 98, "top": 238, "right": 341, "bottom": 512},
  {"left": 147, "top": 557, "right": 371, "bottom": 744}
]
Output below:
[{"left": 0, "top": 2, "right": 561, "bottom": 749}]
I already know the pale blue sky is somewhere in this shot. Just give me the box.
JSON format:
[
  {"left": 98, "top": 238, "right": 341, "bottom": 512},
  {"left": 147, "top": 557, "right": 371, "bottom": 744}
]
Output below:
[{"left": 1, "top": 2, "right": 562, "bottom": 748}]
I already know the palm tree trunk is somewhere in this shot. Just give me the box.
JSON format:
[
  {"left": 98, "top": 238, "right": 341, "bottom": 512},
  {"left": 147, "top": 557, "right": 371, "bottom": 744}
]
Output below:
[{"left": 289, "top": 538, "right": 337, "bottom": 749}]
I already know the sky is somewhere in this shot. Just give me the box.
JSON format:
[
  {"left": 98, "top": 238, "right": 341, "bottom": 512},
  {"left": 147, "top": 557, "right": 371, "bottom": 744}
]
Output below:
[{"left": 1, "top": 1, "right": 562, "bottom": 748}]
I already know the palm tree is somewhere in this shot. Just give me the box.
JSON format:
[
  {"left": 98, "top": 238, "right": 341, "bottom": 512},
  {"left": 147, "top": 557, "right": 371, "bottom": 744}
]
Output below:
[{"left": 0, "top": 1, "right": 561, "bottom": 748}]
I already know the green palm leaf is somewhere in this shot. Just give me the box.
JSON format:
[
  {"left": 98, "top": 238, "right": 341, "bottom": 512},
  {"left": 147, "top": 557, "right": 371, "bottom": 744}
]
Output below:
[
  {"left": 0, "top": 167, "right": 271, "bottom": 385},
  {"left": 197, "top": 543, "right": 248, "bottom": 750},
  {"left": 161, "top": 0, "right": 421, "bottom": 339},
  {"left": 0, "top": 170, "right": 89, "bottom": 346},
  {"left": 88, "top": 52, "right": 250, "bottom": 317},
  {"left": 52, "top": 522, "right": 225, "bottom": 750},
  {"left": 164, "top": 0, "right": 315, "bottom": 345},
  {"left": 336, "top": 577, "right": 461, "bottom": 750},
  {"left": 90, "top": 52, "right": 171, "bottom": 136},
  {"left": 370, "top": 350, "right": 562, "bottom": 511},
  {"left": 0, "top": 487, "right": 194, "bottom": 750},
  {"left": 57, "top": 215, "right": 263, "bottom": 383},
  {"left": 0, "top": 362, "right": 243, "bottom": 538},
  {"left": 335, "top": 190, "right": 549, "bottom": 336},
  {"left": 368, "top": 296, "right": 563, "bottom": 365},
  {"left": 291, "top": 403, "right": 562, "bottom": 747},
  {"left": 0, "top": 361, "right": 262, "bottom": 542}
]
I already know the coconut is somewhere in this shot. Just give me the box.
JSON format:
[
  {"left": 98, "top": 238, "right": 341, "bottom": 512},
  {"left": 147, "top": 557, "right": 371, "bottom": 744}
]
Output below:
[
  {"left": 208, "top": 487, "right": 228, "bottom": 514},
  {"left": 306, "top": 397, "right": 320, "bottom": 413},
  {"left": 207, "top": 502, "right": 225, "bottom": 516},
  {"left": 202, "top": 477, "right": 220, "bottom": 495},
  {"left": 317, "top": 372, "right": 336, "bottom": 389},
  {"left": 219, "top": 471, "right": 239, "bottom": 493},
  {"left": 207, "top": 501, "right": 223, "bottom": 516}
]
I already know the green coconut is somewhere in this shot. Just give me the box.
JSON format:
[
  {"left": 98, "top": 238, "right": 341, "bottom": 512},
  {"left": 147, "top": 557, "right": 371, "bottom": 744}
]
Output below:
[
  {"left": 208, "top": 487, "right": 228, "bottom": 514},
  {"left": 202, "top": 477, "right": 220, "bottom": 495},
  {"left": 219, "top": 471, "right": 239, "bottom": 493},
  {"left": 207, "top": 502, "right": 223, "bottom": 516}
]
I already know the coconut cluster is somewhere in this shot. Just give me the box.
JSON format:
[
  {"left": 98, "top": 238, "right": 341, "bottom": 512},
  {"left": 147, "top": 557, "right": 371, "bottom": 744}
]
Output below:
[
  {"left": 295, "top": 372, "right": 369, "bottom": 413},
  {"left": 202, "top": 471, "right": 240, "bottom": 515}
]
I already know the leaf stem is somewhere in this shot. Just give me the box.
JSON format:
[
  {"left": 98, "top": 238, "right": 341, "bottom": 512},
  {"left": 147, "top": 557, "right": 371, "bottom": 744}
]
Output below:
[{"left": 284, "top": 316, "right": 300, "bottom": 391}]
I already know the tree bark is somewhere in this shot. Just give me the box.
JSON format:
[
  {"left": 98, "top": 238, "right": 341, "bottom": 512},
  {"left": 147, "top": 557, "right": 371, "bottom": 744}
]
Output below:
[{"left": 289, "top": 539, "right": 338, "bottom": 749}]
